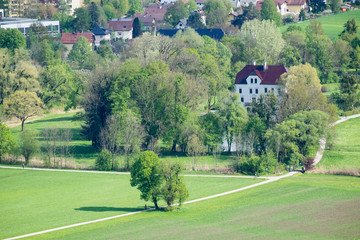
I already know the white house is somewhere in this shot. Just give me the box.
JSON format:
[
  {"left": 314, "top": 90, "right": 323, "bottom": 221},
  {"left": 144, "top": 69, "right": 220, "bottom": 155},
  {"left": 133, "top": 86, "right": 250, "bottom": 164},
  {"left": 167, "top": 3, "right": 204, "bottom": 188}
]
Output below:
[
  {"left": 0, "top": 18, "right": 60, "bottom": 36},
  {"left": 234, "top": 61, "right": 287, "bottom": 107},
  {"left": 107, "top": 19, "right": 133, "bottom": 40}
]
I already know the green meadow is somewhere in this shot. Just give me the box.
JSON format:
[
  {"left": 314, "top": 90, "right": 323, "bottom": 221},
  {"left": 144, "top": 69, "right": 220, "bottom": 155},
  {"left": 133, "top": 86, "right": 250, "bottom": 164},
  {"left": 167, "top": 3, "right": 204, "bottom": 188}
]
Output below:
[
  {"left": 318, "top": 117, "right": 360, "bottom": 171},
  {"left": 26, "top": 174, "right": 360, "bottom": 240},
  {"left": 281, "top": 9, "right": 360, "bottom": 40},
  {"left": 0, "top": 168, "right": 263, "bottom": 239}
]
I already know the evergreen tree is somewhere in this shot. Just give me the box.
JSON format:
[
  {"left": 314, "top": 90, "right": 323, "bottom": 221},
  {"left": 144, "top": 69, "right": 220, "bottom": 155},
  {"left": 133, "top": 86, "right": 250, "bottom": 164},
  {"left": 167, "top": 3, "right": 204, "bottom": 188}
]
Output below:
[{"left": 132, "top": 17, "right": 142, "bottom": 38}]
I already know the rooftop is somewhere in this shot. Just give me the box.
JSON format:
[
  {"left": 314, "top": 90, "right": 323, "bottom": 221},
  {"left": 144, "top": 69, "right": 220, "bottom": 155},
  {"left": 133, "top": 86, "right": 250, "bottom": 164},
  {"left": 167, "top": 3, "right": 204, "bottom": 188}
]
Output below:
[{"left": 235, "top": 65, "right": 287, "bottom": 85}]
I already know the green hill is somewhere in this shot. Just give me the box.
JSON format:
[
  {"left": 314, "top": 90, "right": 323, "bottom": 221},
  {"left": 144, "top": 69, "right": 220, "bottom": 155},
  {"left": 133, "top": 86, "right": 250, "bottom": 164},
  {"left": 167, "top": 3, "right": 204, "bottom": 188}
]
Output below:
[{"left": 281, "top": 9, "right": 360, "bottom": 40}]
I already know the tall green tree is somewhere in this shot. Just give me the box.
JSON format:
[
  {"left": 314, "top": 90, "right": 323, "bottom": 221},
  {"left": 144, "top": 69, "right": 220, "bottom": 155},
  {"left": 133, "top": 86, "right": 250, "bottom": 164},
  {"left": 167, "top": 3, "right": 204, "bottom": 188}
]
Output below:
[
  {"left": 73, "top": 8, "right": 90, "bottom": 32},
  {"left": 132, "top": 17, "right": 142, "bottom": 38},
  {"left": 161, "top": 161, "right": 189, "bottom": 209},
  {"left": 0, "top": 29, "right": 26, "bottom": 53},
  {"left": 128, "top": 0, "right": 142, "bottom": 15},
  {"left": 330, "top": 0, "right": 341, "bottom": 13},
  {"left": 260, "top": 0, "right": 282, "bottom": 27},
  {"left": 20, "top": 130, "right": 39, "bottom": 165},
  {"left": 203, "top": 0, "right": 231, "bottom": 27},
  {"left": 130, "top": 151, "right": 163, "bottom": 209},
  {"left": 232, "top": 2, "right": 260, "bottom": 29},
  {"left": 68, "top": 36, "right": 95, "bottom": 70},
  {"left": 164, "top": 0, "right": 189, "bottom": 27},
  {"left": 309, "top": 0, "right": 326, "bottom": 13},
  {"left": 217, "top": 94, "right": 247, "bottom": 152},
  {"left": 187, "top": 12, "right": 206, "bottom": 29},
  {"left": 338, "top": 74, "right": 359, "bottom": 111},
  {"left": 4, "top": 91, "right": 43, "bottom": 131}
]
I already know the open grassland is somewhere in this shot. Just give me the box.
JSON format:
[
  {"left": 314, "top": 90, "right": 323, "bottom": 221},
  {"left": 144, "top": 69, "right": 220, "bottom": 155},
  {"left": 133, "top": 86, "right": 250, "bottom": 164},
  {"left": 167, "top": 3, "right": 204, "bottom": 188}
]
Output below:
[
  {"left": 317, "top": 117, "right": 360, "bottom": 172},
  {"left": 0, "top": 168, "right": 263, "bottom": 239},
  {"left": 26, "top": 174, "right": 360, "bottom": 240},
  {"left": 280, "top": 10, "right": 360, "bottom": 40},
  {"left": 9, "top": 112, "right": 235, "bottom": 171}
]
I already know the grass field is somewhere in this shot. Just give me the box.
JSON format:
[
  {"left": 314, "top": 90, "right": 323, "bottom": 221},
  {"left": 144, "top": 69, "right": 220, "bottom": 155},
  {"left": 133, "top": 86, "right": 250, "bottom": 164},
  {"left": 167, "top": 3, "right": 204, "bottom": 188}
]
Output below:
[
  {"left": 280, "top": 9, "right": 360, "bottom": 40},
  {"left": 0, "top": 168, "right": 263, "bottom": 239},
  {"left": 9, "top": 112, "right": 236, "bottom": 171},
  {"left": 23, "top": 174, "right": 360, "bottom": 240},
  {"left": 317, "top": 117, "right": 360, "bottom": 171}
]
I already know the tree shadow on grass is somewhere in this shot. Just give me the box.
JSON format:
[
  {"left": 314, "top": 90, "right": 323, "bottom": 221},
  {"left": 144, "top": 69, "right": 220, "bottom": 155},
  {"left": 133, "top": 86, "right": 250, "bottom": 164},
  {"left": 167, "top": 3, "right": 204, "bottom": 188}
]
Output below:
[{"left": 74, "top": 206, "right": 142, "bottom": 212}]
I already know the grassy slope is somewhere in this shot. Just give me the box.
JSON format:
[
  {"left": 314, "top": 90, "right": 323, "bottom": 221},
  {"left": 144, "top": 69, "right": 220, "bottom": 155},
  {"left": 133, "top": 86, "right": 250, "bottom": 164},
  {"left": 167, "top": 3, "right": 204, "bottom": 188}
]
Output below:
[
  {"left": 280, "top": 10, "right": 360, "bottom": 40},
  {"left": 29, "top": 174, "right": 360, "bottom": 240},
  {"left": 318, "top": 117, "right": 360, "bottom": 170},
  {"left": 11, "top": 112, "right": 98, "bottom": 167},
  {"left": 0, "top": 168, "right": 263, "bottom": 239}
]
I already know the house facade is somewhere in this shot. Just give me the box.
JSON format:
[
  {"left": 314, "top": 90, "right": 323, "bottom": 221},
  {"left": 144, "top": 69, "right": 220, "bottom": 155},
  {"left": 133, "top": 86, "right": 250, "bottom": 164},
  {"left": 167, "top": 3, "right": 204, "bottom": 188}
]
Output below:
[
  {"left": 107, "top": 19, "right": 133, "bottom": 40},
  {"left": 92, "top": 26, "right": 111, "bottom": 47},
  {"left": 61, "top": 32, "right": 94, "bottom": 54},
  {"left": 0, "top": 18, "right": 59, "bottom": 36},
  {"left": 234, "top": 62, "right": 287, "bottom": 107}
]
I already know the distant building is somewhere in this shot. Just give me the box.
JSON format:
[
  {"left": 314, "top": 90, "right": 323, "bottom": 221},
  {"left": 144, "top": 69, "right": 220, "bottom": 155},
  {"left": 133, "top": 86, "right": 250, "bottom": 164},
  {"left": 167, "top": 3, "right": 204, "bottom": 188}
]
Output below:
[
  {"left": 144, "top": 3, "right": 169, "bottom": 22},
  {"left": 61, "top": 32, "right": 94, "bottom": 53},
  {"left": 92, "top": 26, "right": 111, "bottom": 47},
  {"left": 234, "top": 61, "right": 287, "bottom": 107},
  {"left": 157, "top": 28, "right": 225, "bottom": 41},
  {"left": 134, "top": 13, "right": 156, "bottom": 32},
  {"left": 0, "top": 17, "right": 60, "bottom": 36},
  {"left": 107, "top": 18, "right": 133, "bottom": 40}
]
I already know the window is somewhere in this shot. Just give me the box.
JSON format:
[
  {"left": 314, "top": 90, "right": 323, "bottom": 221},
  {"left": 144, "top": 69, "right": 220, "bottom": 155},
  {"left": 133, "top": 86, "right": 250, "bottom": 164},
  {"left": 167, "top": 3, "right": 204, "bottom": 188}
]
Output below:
[
  {"left": 252, "top": 97, "right": 256, "bottom": 101},
  {"left": 265, "top": 88, "right": 268, "bottom": 93},
  {"left": 249, "top": 88, "right": 252, "bottom": 94},
  {"left": 251, "top": 78, "right": 253, "bottom": 83},
  {"left": 239, "top": 88, "right": 242, "bottom": 94},
  {"left": 241, "top": 97, "right": 244, "bottom": 102},
  {"left": 255, "top": 79, "right": 257, "bottom": 84},
  {"left": 255, "top": 89, "right": 258, "bottom": 94},
  {"left": 272, "top": 88, "right": 274, "bottom": 91}
]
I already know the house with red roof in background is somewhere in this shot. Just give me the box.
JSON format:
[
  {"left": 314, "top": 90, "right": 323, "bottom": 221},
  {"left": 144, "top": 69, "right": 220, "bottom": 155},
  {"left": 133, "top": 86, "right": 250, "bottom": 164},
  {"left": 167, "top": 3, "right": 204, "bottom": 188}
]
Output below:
[
  {"left": 61, "top": 32, "right": 94, "bottom": 55},
  {"left": 234, "top": 61, "right": 287, "bottom": 107},
  {"left": 256, "top": 0, "right": 307, "bottom": 16},
  {"left": 107, "top": 18, "right": 133, "bottom": 40}
]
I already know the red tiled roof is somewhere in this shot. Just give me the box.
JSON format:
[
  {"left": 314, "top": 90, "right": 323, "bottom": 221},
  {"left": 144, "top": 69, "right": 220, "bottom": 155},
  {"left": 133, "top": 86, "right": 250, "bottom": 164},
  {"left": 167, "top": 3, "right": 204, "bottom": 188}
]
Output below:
[
  {"left": 134, "top": 12, "right": 156, "bottom": 25},
  {"left": 256, "top": 1, "right": 264, "bottom": 11},
  {"left": 61, "top": 33, "right": 94, "bottom": 44},
  {"left": 286, "top": 0, "right": 306, "bottom": 5},
  {"left": 107, "top": 20, "right": 133, "bottom": 31},
  {"left": 235, "top": 65, "right": 287, "bottom": 85},
  {"left": 144, "top": 3, "right": 168, "bottom": 21}
]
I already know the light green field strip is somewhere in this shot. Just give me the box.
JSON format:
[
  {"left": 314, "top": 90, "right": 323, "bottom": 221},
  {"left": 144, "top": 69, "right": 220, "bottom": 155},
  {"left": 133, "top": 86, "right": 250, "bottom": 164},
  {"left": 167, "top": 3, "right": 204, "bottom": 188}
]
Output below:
[{"left": 0, "top": 168, "right": 265, "bottom": 239}]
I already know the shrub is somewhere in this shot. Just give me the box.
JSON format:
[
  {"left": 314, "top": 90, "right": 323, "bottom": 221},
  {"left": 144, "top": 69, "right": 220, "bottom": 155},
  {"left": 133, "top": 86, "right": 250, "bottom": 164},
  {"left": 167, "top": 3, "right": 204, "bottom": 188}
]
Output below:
[
  {"left": 233, "top": 155, "right": 263, "bottom": 175},
  {"left": 95, "top": 149, "right": 113, "bottom": 171},
  {"left": 302, "top": 157, "right": 314, "bottom": 170}
]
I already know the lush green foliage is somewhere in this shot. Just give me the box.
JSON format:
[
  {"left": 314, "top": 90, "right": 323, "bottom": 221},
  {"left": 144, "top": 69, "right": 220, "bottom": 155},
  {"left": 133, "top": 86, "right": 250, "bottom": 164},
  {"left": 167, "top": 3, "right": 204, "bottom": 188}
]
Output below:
[
  {"left": 0, "top": 123, "right": 15, "bottom": 161},
  {"left": 20, "top": 130, "right": 39, "bottom": 164},
  {"left": 0, "top": 29, "right": 26, "bottom": 53},
  {"left": 260, "top": 0, "right": 282, "bottom": 27},
  {"left": 95, "top": 149, "right": 113, "bottom": 171}
]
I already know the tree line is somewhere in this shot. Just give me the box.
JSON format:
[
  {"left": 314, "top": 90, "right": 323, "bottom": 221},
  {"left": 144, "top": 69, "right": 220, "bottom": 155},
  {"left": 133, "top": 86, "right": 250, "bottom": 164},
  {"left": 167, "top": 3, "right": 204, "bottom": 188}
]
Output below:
[{"left": 0, "top": 17, "right": 358, "bottom": 176}]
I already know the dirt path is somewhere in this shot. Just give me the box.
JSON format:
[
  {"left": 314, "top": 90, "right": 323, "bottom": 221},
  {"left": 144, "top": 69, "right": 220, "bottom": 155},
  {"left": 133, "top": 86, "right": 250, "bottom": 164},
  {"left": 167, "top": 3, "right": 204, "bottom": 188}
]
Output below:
[{"left": 313, "top": 114, "right": 360, "bottom": 166}]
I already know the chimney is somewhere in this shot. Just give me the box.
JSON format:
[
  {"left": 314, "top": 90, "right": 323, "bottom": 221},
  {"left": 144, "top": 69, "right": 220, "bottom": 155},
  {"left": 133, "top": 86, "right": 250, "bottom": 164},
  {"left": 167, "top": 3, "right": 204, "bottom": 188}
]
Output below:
[
  {"left": 263, "top": 60, "right": 267, "bottom": 70},
  {"left": 252, "top": 60, "right": 256, "bottom": 65}
]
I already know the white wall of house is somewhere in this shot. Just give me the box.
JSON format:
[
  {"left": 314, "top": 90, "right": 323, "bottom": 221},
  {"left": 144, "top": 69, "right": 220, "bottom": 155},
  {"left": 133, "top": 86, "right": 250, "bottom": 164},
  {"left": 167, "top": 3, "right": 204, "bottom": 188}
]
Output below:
[
  {"left": 94, "top": 34, "right": 111, "bottom": 47},
  {"left": 234, "top": 75, "right": 281, "bottom": 106},
  {"left": 114, "top": 30, "right": 133, "bottom": 40}
]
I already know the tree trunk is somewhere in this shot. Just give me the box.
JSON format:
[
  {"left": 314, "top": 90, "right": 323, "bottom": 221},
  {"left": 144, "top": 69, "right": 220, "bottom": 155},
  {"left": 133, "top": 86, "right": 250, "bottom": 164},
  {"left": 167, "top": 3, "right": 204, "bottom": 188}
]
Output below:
[
  {"left": 153, "top": 197, "right": 159, "bottom": 209},
  {"left": 21, "top": 119, "right": 25, "bottom": 131}
]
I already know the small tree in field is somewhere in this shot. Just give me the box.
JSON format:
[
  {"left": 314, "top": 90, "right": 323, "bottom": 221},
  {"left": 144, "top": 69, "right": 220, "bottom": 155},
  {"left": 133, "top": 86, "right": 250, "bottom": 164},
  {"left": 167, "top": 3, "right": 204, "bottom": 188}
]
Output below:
[
  {"left": 4, "top": 91, "right": 43, "bottom": 131},
  {"left": 0, "top": 123, "right": 15, "bottom": 162},
  {"left": 130, "top": 151, "right": 162, "bottom": 209},
  {"left": 161, "top": 161, "right": 189, "bottom": 210},
  {"left": 20, "top": 130, "right": 39, "bottom": 165}
]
